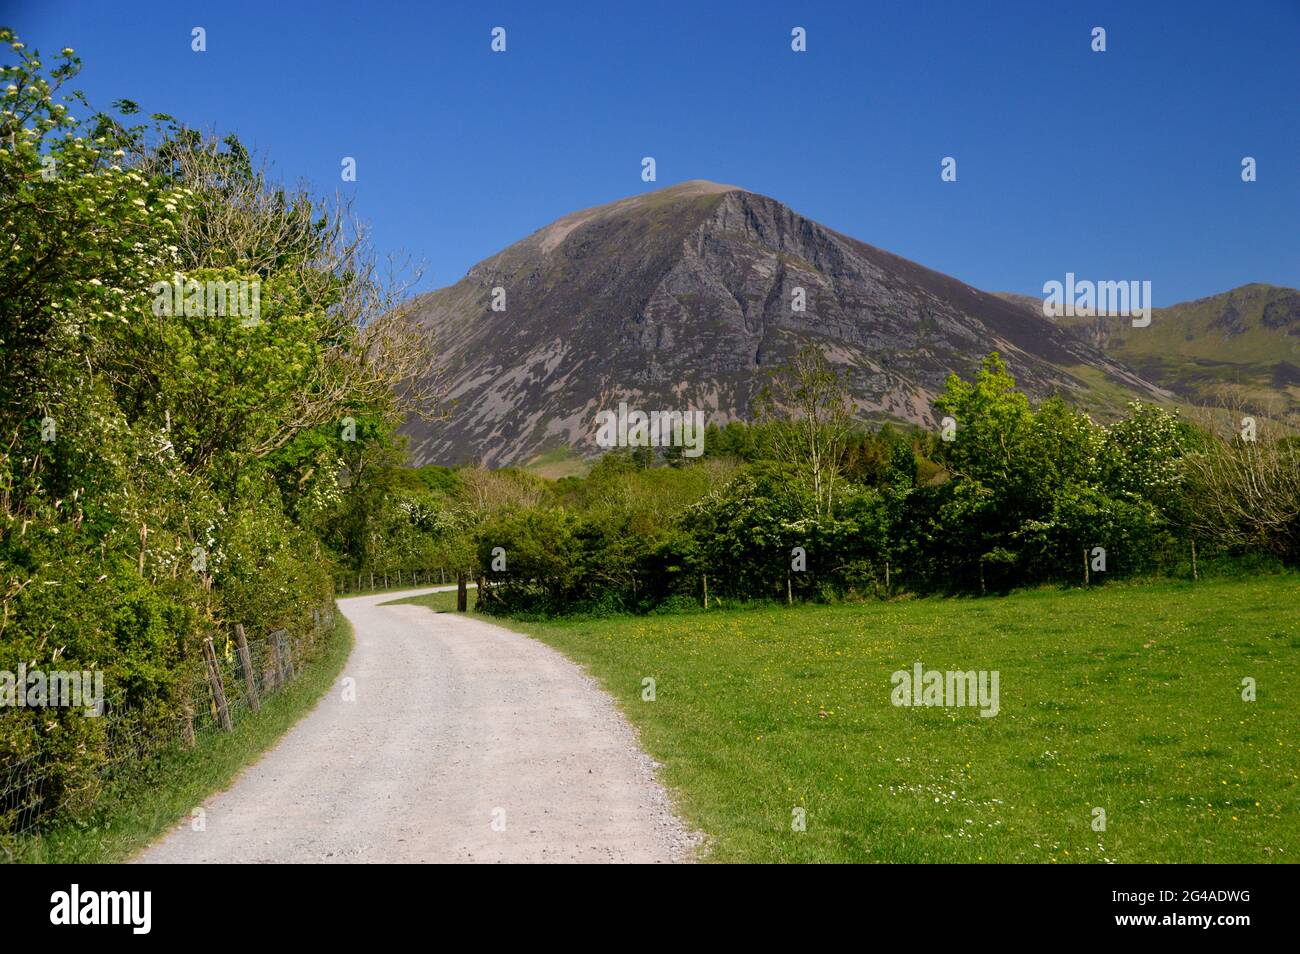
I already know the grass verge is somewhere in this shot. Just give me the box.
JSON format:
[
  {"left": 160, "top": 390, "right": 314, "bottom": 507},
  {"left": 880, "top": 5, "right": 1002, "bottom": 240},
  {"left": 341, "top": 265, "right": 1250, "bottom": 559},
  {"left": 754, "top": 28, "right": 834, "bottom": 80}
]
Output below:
[
  {"left": 395, "top": 577, "right": 1299, "bottom": 863},
  {"left": 10, "top": 610, "right": 355, "bottom": 864}
]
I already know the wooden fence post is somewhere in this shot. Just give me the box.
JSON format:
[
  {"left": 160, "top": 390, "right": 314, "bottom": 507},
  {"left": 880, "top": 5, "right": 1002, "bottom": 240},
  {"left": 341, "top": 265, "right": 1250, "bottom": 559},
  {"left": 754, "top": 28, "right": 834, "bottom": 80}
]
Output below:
[
  {"left": 270, "top": 628, "right": 294, "bottom": 685},
  {"left": 1083, "top": 548, "right": 1090, "bottom": 585},
  {"left": 181, "top": 703, "right": 195, "bottom": 748},
  {"left": 265, "top": 639, "right": 280, "bottom": 692},
  {"left": 202, "top": 637, "right": 234, "bottom": 732},
  {"left": 1191, "top": 540, "right": 1199, "bottom": 581},
  {"left": 234, "top": 623, "right": 260, "bottom": 713},
  {"left": 702, "top": 573, "right": 708, "bottom": 609},
  {"left": 456, "top": 571, "right": 468, "bottom": 612}
]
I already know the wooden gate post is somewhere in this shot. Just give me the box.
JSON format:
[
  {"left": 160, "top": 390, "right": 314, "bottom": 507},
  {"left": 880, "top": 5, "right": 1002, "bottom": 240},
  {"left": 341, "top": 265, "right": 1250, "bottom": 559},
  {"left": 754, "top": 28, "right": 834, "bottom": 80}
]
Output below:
[
  {"left": 234, "top": 623, "right": 260, "bottom": 713},
  {"left": 202, "top": 637, "right": 234, "bottom": 731},
  {"left": 456, "top": 571, "right": 468, "bottom": 612}
]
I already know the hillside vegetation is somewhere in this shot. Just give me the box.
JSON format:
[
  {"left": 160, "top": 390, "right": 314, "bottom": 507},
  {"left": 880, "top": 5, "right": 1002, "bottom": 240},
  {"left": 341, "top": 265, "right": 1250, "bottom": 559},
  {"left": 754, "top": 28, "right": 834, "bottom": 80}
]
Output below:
[{"left": 1060, "top": 284, "right": 1300, "bottom": 417}]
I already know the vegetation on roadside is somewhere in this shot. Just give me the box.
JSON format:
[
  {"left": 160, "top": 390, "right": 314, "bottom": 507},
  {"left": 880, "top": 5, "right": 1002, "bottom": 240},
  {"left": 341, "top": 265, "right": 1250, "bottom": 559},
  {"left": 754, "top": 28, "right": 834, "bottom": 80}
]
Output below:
[
  {"left": 0, "top": 30, "right": 427, "bottom": 847},
  {"left": 406, "top": 349, "right": 1299, "bottom": 617},
  {"left": 10, "top": 612, "right": 353, "bottom": 863}
]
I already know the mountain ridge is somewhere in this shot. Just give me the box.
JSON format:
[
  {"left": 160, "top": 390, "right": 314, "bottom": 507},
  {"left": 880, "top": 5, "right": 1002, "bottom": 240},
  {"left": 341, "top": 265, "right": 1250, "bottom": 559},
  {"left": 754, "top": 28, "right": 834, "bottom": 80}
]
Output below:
[{"left": 404, "top": 181, "right": 1285, "bottom": 467}]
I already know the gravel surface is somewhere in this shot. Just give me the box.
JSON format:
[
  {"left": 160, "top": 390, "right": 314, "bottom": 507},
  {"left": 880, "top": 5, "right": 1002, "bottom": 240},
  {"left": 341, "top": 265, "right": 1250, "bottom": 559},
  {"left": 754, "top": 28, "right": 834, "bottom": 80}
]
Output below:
[{"left": 135, "top": 587, "right": 700, "bottom": 863}]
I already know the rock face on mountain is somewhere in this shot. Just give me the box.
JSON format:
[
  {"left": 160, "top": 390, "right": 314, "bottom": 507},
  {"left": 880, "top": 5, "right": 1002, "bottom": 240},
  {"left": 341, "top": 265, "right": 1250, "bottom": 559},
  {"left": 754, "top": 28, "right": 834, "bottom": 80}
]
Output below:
[{"left": 404, "top": 180, "right": 1169, "bottom": 467}]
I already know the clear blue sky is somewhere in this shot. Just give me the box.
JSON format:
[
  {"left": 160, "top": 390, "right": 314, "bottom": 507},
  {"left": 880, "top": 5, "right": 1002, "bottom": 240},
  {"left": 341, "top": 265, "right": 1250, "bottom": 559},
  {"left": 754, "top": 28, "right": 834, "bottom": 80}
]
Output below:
[{"left": 7, "top": 0, "right": 1299, "bottom": 304}]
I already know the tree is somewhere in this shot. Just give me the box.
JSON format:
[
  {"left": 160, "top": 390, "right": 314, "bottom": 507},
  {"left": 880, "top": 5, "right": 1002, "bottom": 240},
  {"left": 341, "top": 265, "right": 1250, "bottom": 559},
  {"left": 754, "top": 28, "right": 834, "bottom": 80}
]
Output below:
[{"left": 754, "top": 344, "right": 854, "bottom": 518}]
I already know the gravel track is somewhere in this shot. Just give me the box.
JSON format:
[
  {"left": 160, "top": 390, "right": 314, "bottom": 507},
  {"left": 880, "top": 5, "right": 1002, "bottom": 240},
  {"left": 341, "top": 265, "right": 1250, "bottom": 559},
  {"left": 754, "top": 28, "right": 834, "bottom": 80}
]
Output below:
[{"left": 135, "top": 587, "right": 698, "bottom": 863}]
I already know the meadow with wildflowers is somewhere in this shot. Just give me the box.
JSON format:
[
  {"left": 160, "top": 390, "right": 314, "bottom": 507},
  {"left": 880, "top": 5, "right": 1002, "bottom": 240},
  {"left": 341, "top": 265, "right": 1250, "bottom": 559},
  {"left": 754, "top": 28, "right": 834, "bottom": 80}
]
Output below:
[{"left": 404, "top": 574, "right": 1299, "bottom": 862}]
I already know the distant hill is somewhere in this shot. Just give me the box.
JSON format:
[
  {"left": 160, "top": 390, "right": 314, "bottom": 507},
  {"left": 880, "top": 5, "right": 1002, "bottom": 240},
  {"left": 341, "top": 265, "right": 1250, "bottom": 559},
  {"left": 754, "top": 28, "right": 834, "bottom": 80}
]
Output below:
[
  {"left": 404, "top": 181, "right": 1193, "bottom": 466},
  {"left": 1041, "top": 283, "right": 1300, "bottom": 416}
]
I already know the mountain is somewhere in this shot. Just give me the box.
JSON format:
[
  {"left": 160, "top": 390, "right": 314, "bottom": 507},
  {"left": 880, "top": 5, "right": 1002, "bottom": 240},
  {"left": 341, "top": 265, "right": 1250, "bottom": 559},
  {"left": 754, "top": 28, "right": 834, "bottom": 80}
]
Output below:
[
  {"left": 404, "top": 180, "right": 1176, "bottom": 467},
  {"left": 1048, "top": 283, "right": 1300, "bottom": 416}
]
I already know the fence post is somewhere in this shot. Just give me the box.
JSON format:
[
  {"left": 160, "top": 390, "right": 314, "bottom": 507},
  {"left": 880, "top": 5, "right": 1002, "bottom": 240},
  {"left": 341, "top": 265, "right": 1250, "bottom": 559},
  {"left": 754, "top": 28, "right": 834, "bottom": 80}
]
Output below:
[
  {"left": 457, "top": 571, "right": 468, "bottom": 612},
  {"left": 266, "top": 639, "right": 281, "bottom": 692},
  {"left": 202, "top": 637, "right": 234, "bottom": 732},
  {"left": 282, "top": 632, "right": 294, "bottom": 682},
  {"left": 234, "top": 623, "right": 260, "bottom": 713},
  {"left": 271, "top": 629, "right": 294, "bottom": 684}
]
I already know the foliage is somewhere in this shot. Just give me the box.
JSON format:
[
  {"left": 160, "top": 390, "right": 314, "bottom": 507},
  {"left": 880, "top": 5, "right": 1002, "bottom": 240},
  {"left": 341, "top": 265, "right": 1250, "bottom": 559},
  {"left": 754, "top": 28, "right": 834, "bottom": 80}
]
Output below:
[{"left": 0, "top": 30, "right": 422, "bottom": 838}]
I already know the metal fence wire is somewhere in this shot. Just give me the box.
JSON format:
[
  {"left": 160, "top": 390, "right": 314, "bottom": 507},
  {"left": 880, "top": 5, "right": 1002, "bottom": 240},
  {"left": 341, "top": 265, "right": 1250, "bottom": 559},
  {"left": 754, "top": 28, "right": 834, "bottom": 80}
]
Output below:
[
  {"left": 1, "top": 603, "right": 337, "bottom": 849},
  {"left": 333, "top": 567, "right": 452, "bottom": 594}
]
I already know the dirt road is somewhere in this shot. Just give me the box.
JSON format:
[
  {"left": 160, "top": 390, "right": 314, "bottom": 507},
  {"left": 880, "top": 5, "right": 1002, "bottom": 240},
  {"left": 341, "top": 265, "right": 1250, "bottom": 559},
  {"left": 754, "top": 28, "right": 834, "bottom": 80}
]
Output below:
[{"left": 135, "top": 588, "right": 696, "bottom": 863}]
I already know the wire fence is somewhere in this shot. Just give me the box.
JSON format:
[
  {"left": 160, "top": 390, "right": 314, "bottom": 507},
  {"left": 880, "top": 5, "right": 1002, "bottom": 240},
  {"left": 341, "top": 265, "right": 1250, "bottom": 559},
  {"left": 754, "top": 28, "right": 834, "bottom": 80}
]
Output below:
[
  {"left": 333, "top": 567, "right": 456, "bottom": 594},
  {"left": 1, "top": 603, "right": 337, "bottom": 850}
]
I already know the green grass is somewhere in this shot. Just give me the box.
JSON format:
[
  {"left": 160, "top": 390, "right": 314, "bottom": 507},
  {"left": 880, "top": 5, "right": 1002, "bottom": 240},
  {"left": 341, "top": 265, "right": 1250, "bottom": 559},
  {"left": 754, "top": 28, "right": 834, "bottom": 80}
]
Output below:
[
  {"left": 10, "top": 611, "right": 355, "bottom": 864},
  {"left": 523, "top": 447, "right": 592, "bottom": 480},
  {"left": 398, "top": 577, "right": 1299, "bottom": 863}
]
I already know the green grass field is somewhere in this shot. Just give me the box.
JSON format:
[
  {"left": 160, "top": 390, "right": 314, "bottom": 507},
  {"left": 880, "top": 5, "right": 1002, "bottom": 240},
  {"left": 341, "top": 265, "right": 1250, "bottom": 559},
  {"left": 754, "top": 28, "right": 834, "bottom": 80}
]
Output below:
[{"left": 399, "top": 576, "right": 1299, "bottom": 863}]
